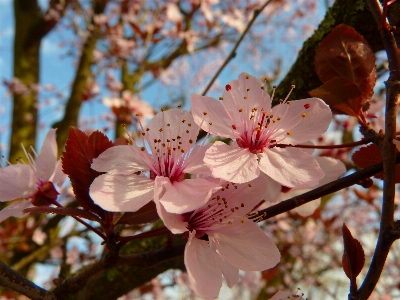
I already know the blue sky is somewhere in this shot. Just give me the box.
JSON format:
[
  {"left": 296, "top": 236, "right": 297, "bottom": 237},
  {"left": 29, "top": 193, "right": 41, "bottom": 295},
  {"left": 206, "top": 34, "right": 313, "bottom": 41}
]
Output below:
[{"left": 0, "top": 0, "right": 329, "bottom": 157}]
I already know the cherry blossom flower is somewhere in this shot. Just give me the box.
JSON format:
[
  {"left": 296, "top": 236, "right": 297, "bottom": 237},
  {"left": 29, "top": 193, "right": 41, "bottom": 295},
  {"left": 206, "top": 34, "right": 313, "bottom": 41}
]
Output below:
[
  {"left": 191, "top": 72, "right": 332, "bottom": 187},
  {"left": 90, "top": 108, "right": 221, "bottom": 214},
  {"left": 154, "top": 175, "right": 280, "bottom": 299},
  {"left": 102, "top": 90, "right": 155, "bottom": 125},
  {"left": 0, "top": 129, "right": 65, "bottom": 222},
  {"left": 275, "top": 157, "right": 346, "bottom": 216}
]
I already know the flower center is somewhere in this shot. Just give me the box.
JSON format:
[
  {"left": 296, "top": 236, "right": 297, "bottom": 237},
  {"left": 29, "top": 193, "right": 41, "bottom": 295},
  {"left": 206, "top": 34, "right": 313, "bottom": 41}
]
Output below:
[
  {"left": 184, "top": 183, "right": 247, "bottom": 235},
  {"left": 30, "top": 181, "right": 59, "bottom": 206}
]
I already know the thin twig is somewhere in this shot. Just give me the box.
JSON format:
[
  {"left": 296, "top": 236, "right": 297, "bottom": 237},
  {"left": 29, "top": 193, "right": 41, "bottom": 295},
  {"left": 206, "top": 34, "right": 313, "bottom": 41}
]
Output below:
[
  {"left": 0, "top": 260, "right": 49, "bottom": 300},
  {"left": 201, "top": 0, "right": 273, "bottom": 96},
  {"left": 249, "top": 153, "right": 400, "bottom": 222},
  {"left": 351, "top": 0, "right": 400, "bottom": 299}
]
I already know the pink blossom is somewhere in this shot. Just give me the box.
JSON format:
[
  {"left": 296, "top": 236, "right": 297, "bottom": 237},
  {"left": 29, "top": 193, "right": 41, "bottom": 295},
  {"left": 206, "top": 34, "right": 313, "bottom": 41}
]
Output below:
[
  {"left": 102, "top": 91, "right": 154, "bottom": 125},
  {"left": 0, "top": 129, "right": 65, "bottom": 222},
  {"left": 154, "top": 175, "right": 280, "bottom": 299},
  {"left": 276, "top": 156, "right": 346, "bottom": 216},
  {"left": 166, "top": 3, "right": 183, "bottom": 23},
  {"left": 191, "top": 72, "right": 332, "bottom": 187},
  {"left": 90, "top": 108, "right": 221, "bottom": 214}
]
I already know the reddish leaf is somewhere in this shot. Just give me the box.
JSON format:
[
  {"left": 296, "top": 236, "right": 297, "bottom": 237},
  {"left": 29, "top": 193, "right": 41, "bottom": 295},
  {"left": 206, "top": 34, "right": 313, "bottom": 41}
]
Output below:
[
  {"left": 309, "top": 77, "right": 363, "bottom": 117},
  {"left": 23, "top": 207, "right": 102, "bottom": 223},
  {"left": 315, "top": 24, "right": 375, "bottom": 87},
  {"left": 352, "top": 145, "right": 400, "bottom": 183},
  {"left": 342, "top": 223, "right": 365, "bottom": 281},
  {"left": 62, "top": 127, "right": 114, "bottom": 219},
  {"left": 116, "top": 202, "right": 160, "bottom": 225},
  {"left": 352, "top": 144, "right": 382, "bottom": 170},
  {"left": 313, "top": 24, "right": 377, "bottom": 119}
]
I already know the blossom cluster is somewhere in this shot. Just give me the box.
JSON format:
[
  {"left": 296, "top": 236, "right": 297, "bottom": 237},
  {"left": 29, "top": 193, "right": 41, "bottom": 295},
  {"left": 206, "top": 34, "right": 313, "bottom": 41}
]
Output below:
[{"left": 0, "top": 73, "right": 343, "bottom": 299}]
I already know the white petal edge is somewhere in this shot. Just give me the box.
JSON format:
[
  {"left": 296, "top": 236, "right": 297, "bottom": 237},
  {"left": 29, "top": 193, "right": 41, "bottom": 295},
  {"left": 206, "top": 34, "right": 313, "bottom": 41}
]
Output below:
[
  {"left": 204, "top": 141, "right": 260, "bottom": 184},
  {"left": 36, "top": 129, "right": 58, "bottom": 181},
  {"left": 89, "top": 173, "right": 154, "bottom": 212},
  {"left": 212, "top": 218, "right": 280, "bottom": 271},
  {"left": 185, "top": 231, "right": 223, "bottom": 300}
]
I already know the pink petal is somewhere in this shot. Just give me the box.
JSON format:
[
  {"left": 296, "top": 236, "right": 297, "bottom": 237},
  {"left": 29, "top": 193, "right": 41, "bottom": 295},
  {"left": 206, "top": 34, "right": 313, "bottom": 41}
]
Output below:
[
  {"left": 184, "top": 145, "right": 212, "bottom": 175},
  {"left": 213, "top": 175, "right": 275, "bottom": 215},
  {"left": 0, "top": 164, "right": 36, "bottom": 201},
  {"left": 258, "top": 147, "right": 324, "bottom": 188},
  {"left": 270, "top": 98, "right": 331, "bottom": 145},
  {"left": 36, "top": 129, "right": 57, "bottom": 181},
  {"left": 220, "top": 258, "right": 239, "bottom": 288},
  {"left": 89, "top": 173, "right": 154, "bottom": 212},
  {"left": 259, "top": 173, "right": 282, "bottom": 203},
  {"left": 153, "top": 179, "right": 188, "bottom": 234},
  {"left": 212, "top": 218, "right": 280, "bottom": 271},
  {"left": 185, "top": 232, "right": 223, "bottom": 300},
  {"left": 190, "top": 94, "right": 233, "bottom": 138},
  {"left": 0, "top": 200, "right": 32, "bottom": 222},
  {"left": 159, "top": 177, "right": 221, "bottom": 214},
  {"left": 293, "top": 198, "right": 321, "bottom": 217},
  {"left": 50, "top": 160, "right": 67, "bottom": 187},
  {"left": 269, "top": 291, "right": 295, "bottom": 300},
  {"left": 147, "top": 109, "right": 199, "bottom": 149},
  {"left": 315, "top": 156, "right": 346, "bottom": 185},
  {"left": 222, "top": 73, "right": 272, "bottom": 121},
  {"left": 91, "top": 145, "right": 148, "bottom": 174},
  {"left": 204, "top": 141, "right": 260, "bottom": 183}
]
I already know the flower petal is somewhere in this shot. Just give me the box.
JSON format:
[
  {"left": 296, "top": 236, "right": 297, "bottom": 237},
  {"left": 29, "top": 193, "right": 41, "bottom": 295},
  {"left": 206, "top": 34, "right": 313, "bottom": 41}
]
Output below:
[
  {"left": 315, "top": 156, "right": 346, "bottom": 185},
  {"left": 258, "top": 147, "right": 324, "bottom": 188},
  {"left": 269, "top": 290, "right": 297, "bottom": 300},
  {"left": 89, "top": 173, "right": 154, "bottom": 212},
  {"left": 184, "top": 145, "right": 212, "bottom": 175},
  {"left": 212, "top": 218, "right": 280, "bottom": 271},
  {"left": 222, "top": 73, "right": 272, "bottom": 122},
  {"left": 91, "top": 145, "right": 148, "bottom": 174},
  {"left": 220, "top": 258, "right": 239, "bottom": 288},
  {"left": 0, "top": 200, "right": 32, "bottom": 222},
  {"left": 50, "top": 160, "right": 67, "bottom": 187},
  {"left": 270, "top": 98, "right": 331, "bottom": 145},
  {"left": 36, "top": 129, "right": 57, "bottom": 181},
  {"left": 159, "top": 177, "right": 221, "bottom": 214},
  {"left": 153, "top": 178, "right": 188, "bottom": 234},
  {"left": 191, "top": 94, "right": 233, "bottom": 138},
  {"left": 147, "top": 108, "right": 200, "bottom": 149},
  {"left": 0, "top": 164, "right": 36, "bottom": 201},
  {"left": 185, "top": 231, "right": 223, "bottom": 300},
  {"left": 293, "top": 198, "right": 321, "bottom": 216},
  {"left": 204, "top": 141, "right": 260, "bottom": 183},
  {"left": 213, "top": 175, "right": 276, "bottom": 215}
]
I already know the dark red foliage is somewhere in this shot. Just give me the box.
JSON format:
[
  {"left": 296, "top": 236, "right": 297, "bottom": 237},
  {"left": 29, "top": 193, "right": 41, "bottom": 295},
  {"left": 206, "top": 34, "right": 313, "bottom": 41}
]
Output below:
[
  {"left": 352, "top": 144, "right": 400, "bottom": 183},
  {"left": 310, "top": 24, "right": 376, "bottom": 120},
  {"left": 342, "top": 224, "right": 365, "bottom": 285},
  {"left": 62, "top": 127, "right": 114, "bottom": 220}
]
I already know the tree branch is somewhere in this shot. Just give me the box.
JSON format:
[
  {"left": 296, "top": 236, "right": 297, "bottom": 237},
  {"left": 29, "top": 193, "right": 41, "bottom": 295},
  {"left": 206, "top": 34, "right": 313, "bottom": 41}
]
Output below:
[
  {"left": 0, "top": 260, "right": 48, "bottom": 300},
  {"left": 350, "top": 0, "right": 400, "bottom": 299},
  {"left": 47, "top": 242, "right": 185, "bottom": 299},
  {"left": 274, "top": 0, "right": 400, "bottom": 102},
  {"left": 250, "top": 153, "right": 400, "bottom": 222}
]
